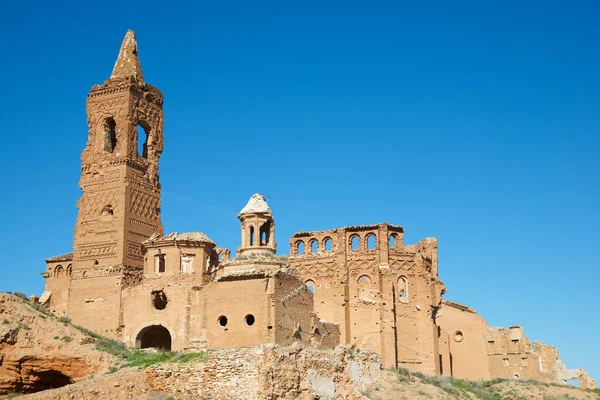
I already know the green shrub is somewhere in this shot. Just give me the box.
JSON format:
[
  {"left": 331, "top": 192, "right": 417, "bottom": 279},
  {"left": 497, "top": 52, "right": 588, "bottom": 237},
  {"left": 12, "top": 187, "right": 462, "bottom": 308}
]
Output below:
[
  {"left": 14, "top": 292, "right": 28, "bottom": 301},
  {"left": 73, "top": 324, "right": 102, "bottom": 339},
  {"left": 387, "top": 367, "right": 414, "bottom": 383},
  {"left": 60, "top": 335, "right": 73, "bottom": 343},
  {"left": 58, "top": 316, "right": 71, "bottom": 324},
  {"left": 106, "top": 366, "right": 118, "bottom": 374},
  {"left": 53, "top": 336, "right": 59, "bottom": 340},
  {"left": 2, "top": 319, "right": 9, "bottom": 324}
]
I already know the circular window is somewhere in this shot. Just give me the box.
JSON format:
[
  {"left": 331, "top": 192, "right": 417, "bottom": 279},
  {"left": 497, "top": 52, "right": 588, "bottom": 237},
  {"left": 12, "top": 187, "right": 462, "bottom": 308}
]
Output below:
[
  {"left": 245, "top": 314, "right": 255, "bottom": 326},
  {"left": 454, "top": 331, "right": 464, "bottom": 342},
  {"left": 218, "top": 316, "right": 228, "bottom": 327}
]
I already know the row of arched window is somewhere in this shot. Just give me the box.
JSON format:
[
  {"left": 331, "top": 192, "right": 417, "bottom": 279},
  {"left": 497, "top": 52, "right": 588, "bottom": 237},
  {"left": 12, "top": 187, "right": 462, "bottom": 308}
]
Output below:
[
  {"left": 294, "top": 232, "right": 400, "bottom": 255},
  {"left": 53, "top": 264, "right": 72, "bottom": 278},
  {"left": 305, "top": 275, "right": 409, "bottom": 302},
  {"left": 295, "top": 237, "right": 333, "bottom": 255}
]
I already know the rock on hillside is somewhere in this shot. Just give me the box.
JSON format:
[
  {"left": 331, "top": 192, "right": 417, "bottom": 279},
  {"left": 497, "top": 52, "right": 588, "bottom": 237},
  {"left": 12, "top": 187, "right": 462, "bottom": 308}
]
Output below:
[{"left": 0, "top": 293, "right": 115, "bottom": 395}]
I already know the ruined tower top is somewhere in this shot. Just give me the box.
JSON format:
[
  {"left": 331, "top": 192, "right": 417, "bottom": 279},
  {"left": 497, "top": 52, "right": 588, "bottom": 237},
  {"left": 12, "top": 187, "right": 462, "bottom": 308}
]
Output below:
[
  {"left": 237, "top": 194, "right": 276, "bottom": 256},
  {"left": 110, "top": 30, "right": 144, "bottom": 83},
  {"left": 238, "top": 194, "right": 272, "bottom": 217}
]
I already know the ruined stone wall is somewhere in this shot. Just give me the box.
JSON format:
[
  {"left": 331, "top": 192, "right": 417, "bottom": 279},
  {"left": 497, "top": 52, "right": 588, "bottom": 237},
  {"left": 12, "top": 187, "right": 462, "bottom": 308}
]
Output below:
[
  {"left": 289, "top": 223, "right": 443, "bottom": 373},
  {"left": 121, "top": 275, "right": 195, "bottom": 350},
  {"left": 436, "top": 301, "right": 490, "bottom": 379},
  {"left": 273, "top": 271, "right": 318, "bottom": 344},
  {"left": 487, "top": 326, "right": 555, "bottom": 381},
  {"left": 146, "top": 344, "right": 381, "bottom": 400},
  {"left": 192, "top": 276, "right": 274, "bottom": 349},
  {"left": 41, "top": 259, "right": 72, "bottom": 316},
  {"left": 66, "top": 270, "right": 124, "bottom": 338}
]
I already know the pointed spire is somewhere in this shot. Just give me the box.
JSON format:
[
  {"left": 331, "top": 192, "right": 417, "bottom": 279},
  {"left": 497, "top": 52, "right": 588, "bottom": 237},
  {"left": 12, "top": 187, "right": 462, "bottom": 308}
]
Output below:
[{"left": 110, "top": 30, "right": 144, "bottom": 82}]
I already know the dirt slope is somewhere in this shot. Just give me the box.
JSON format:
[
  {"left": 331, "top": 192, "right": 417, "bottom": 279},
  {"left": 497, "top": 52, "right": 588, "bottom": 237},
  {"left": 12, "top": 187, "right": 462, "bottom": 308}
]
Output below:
[
  {"left": 0, "top": 293, "right": 115, "bottom": 395},
  {"left": 365, "top": 368, "right": 600, "bottom": 400}
]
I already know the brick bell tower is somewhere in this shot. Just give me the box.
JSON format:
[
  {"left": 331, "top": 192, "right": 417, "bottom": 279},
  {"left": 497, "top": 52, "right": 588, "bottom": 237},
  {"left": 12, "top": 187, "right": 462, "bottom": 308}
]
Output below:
[
  {"left": 67, "top": 30, "right": 164, "bottom": 336},
  {"left": 73, "top": 29, "right": 164, "bottom": 271}
]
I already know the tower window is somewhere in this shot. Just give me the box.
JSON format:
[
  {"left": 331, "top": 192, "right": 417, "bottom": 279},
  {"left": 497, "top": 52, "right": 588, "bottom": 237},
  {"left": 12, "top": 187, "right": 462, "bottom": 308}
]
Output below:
[
  {"left": 155, "top": 254, "right": 166, "bottom": 273},
  {"left": 324, "top": 238, "right": 332, "bottom": 252},
  {"left": 137, "top": 124, "right": 149, "bottom": 159},
  {"left": 259, "top": 221, "right": 271, "bottom": 246},
  {"left": 103, "top": 118, "right": 117, "bottom": 153},
  {"left": 249, "top": 226, "right": 255, "bottom": 246},
  {"left": 181, "top": 254, "right": 195, "bottom": 273}
]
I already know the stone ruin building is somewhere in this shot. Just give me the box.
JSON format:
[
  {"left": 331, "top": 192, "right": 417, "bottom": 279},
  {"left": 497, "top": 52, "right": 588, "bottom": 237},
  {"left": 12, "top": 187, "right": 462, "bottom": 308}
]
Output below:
[{"left": 39, "top": 30, "right": 595, "bottom": 389}]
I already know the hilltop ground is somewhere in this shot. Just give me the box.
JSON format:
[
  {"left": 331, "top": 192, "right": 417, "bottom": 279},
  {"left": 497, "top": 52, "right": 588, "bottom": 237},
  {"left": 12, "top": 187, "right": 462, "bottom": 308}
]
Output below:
[{"left": 1, "top": 292, "right": 598, "bottom": 400}]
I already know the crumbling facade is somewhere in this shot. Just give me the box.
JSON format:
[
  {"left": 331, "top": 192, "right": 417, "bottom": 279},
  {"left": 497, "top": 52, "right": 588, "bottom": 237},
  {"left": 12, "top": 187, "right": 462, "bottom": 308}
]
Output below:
[{"left": 40, "top": 30, "right": 594, "bottom": 389}]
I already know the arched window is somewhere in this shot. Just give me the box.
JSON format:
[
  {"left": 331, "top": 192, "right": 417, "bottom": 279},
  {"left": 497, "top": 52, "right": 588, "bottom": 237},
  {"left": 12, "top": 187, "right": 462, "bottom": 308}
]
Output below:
[
  {"left": 137, "top": 124, "right": 149, "bottom": 159},
  {"left": 389, "top": 234, "right": 397, "bottom": 249},
  {"left": 66, "top": 264, "right": 72, "bottom": 277},
  {"left": 296, "top": 241, "right": 305, "bottom": 255},
  {"left": 305, "top": 279, "right": 315, "bottom": 293},
  {"left": 54, "top": 265, "right": 64, "bottom": 278},
  {"left": 367, "top": 234, "right": 376, "bottom": 250},
  {"left": 249, "top": 226, "right": 255, "bottom": 246},
  {"left": 310, "top": 239, "right": 318, "bottom": 253},
  {"left": 259, "top": 221, "right": 271, "bottom": 246},
  {"left": 103, "top": 118, "right": 117, "bottom": 153},
  {"left": 398, "top": 276, "right": 409, "bottom": 302},
  {"left": 357, "top": 275, "right": 373, "bottom": 300},
  {"left": 350, "top": 235, "right": 360, "bottom": 251},
  {"left": 324, "top": 238, "right": 332, "bottom": 252}
]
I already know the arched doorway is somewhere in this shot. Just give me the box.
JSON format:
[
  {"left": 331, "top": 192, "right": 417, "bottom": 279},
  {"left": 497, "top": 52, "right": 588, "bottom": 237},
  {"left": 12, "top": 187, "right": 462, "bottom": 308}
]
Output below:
[{"left": 135, "top": 325, "right": 172, "bottom": 350}]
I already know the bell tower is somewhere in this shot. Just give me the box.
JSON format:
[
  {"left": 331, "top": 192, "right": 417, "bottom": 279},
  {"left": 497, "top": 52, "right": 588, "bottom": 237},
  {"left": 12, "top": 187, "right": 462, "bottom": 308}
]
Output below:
[
  {"left": 73, "top": 30, "right": 164, "bottom": 271},
  {"left": 237, "top": 194, "right": 276, "bottom": 256}
]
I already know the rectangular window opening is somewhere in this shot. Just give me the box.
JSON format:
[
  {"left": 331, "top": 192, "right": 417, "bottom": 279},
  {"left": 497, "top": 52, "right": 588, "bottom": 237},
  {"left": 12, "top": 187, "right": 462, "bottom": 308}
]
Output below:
[{"left": 155, "top": 254, "right": 166, "bottom": 273}]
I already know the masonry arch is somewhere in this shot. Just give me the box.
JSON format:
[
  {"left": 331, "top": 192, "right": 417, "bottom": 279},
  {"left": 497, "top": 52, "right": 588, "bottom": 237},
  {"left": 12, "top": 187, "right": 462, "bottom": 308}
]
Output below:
[
  {"left": 398, "top": 276, "right": 409, "bottom": 302},
  {"left": 323, "top": 237, "right": 332, "bottom": 252},
  {"left": 136, "top": 122, "right": 150, "bottom": 159},
  {"left": 357, "top": 275, "right": 373, "bottom": 301},
  {"left": 102, "top": 117, "right": 117, "bottom": 153},
  {"left": 296, "top": 240, "right": 305, "bottom": 255},
  {"left": 366, "top": 234, "right": 376, "bottom": 250},
  {"left": 350, "top": 235, "right": 360, "bottom": 251},
  {"left": 54, "top": 265, "right": 64, "bottom": 278},
  {"left": 305, "top": 279, "right": 315, "bottom": 293},
  {"left": 259, "top": 221, "right": 271, "bottom": 246},
  {"left": 135, "top": 324, "right": 172, "bottom": 350},
  {"left": 310, "top": 239, "right": 318, "bottom": 253},
  {"left": 389, "top": 233, "right": 398, "bottom": 249}
]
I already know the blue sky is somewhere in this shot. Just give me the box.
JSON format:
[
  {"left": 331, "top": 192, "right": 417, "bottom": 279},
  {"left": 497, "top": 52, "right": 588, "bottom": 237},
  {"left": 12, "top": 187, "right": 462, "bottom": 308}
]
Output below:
[{"left": 1, "top": 0, "right": 598, "bottom": 380}]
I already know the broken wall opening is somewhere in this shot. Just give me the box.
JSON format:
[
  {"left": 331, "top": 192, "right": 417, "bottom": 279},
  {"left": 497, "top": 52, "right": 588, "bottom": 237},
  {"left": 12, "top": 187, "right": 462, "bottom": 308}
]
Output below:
[{"left": 135, "top": 325, "right": 172, "bottom": 350}]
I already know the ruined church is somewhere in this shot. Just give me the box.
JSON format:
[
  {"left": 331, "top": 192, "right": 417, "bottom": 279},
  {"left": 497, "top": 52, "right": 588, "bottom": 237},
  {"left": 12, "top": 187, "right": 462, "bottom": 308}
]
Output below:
[{"left": 40, "top": 30, "right": 595, "bottom": 389}]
